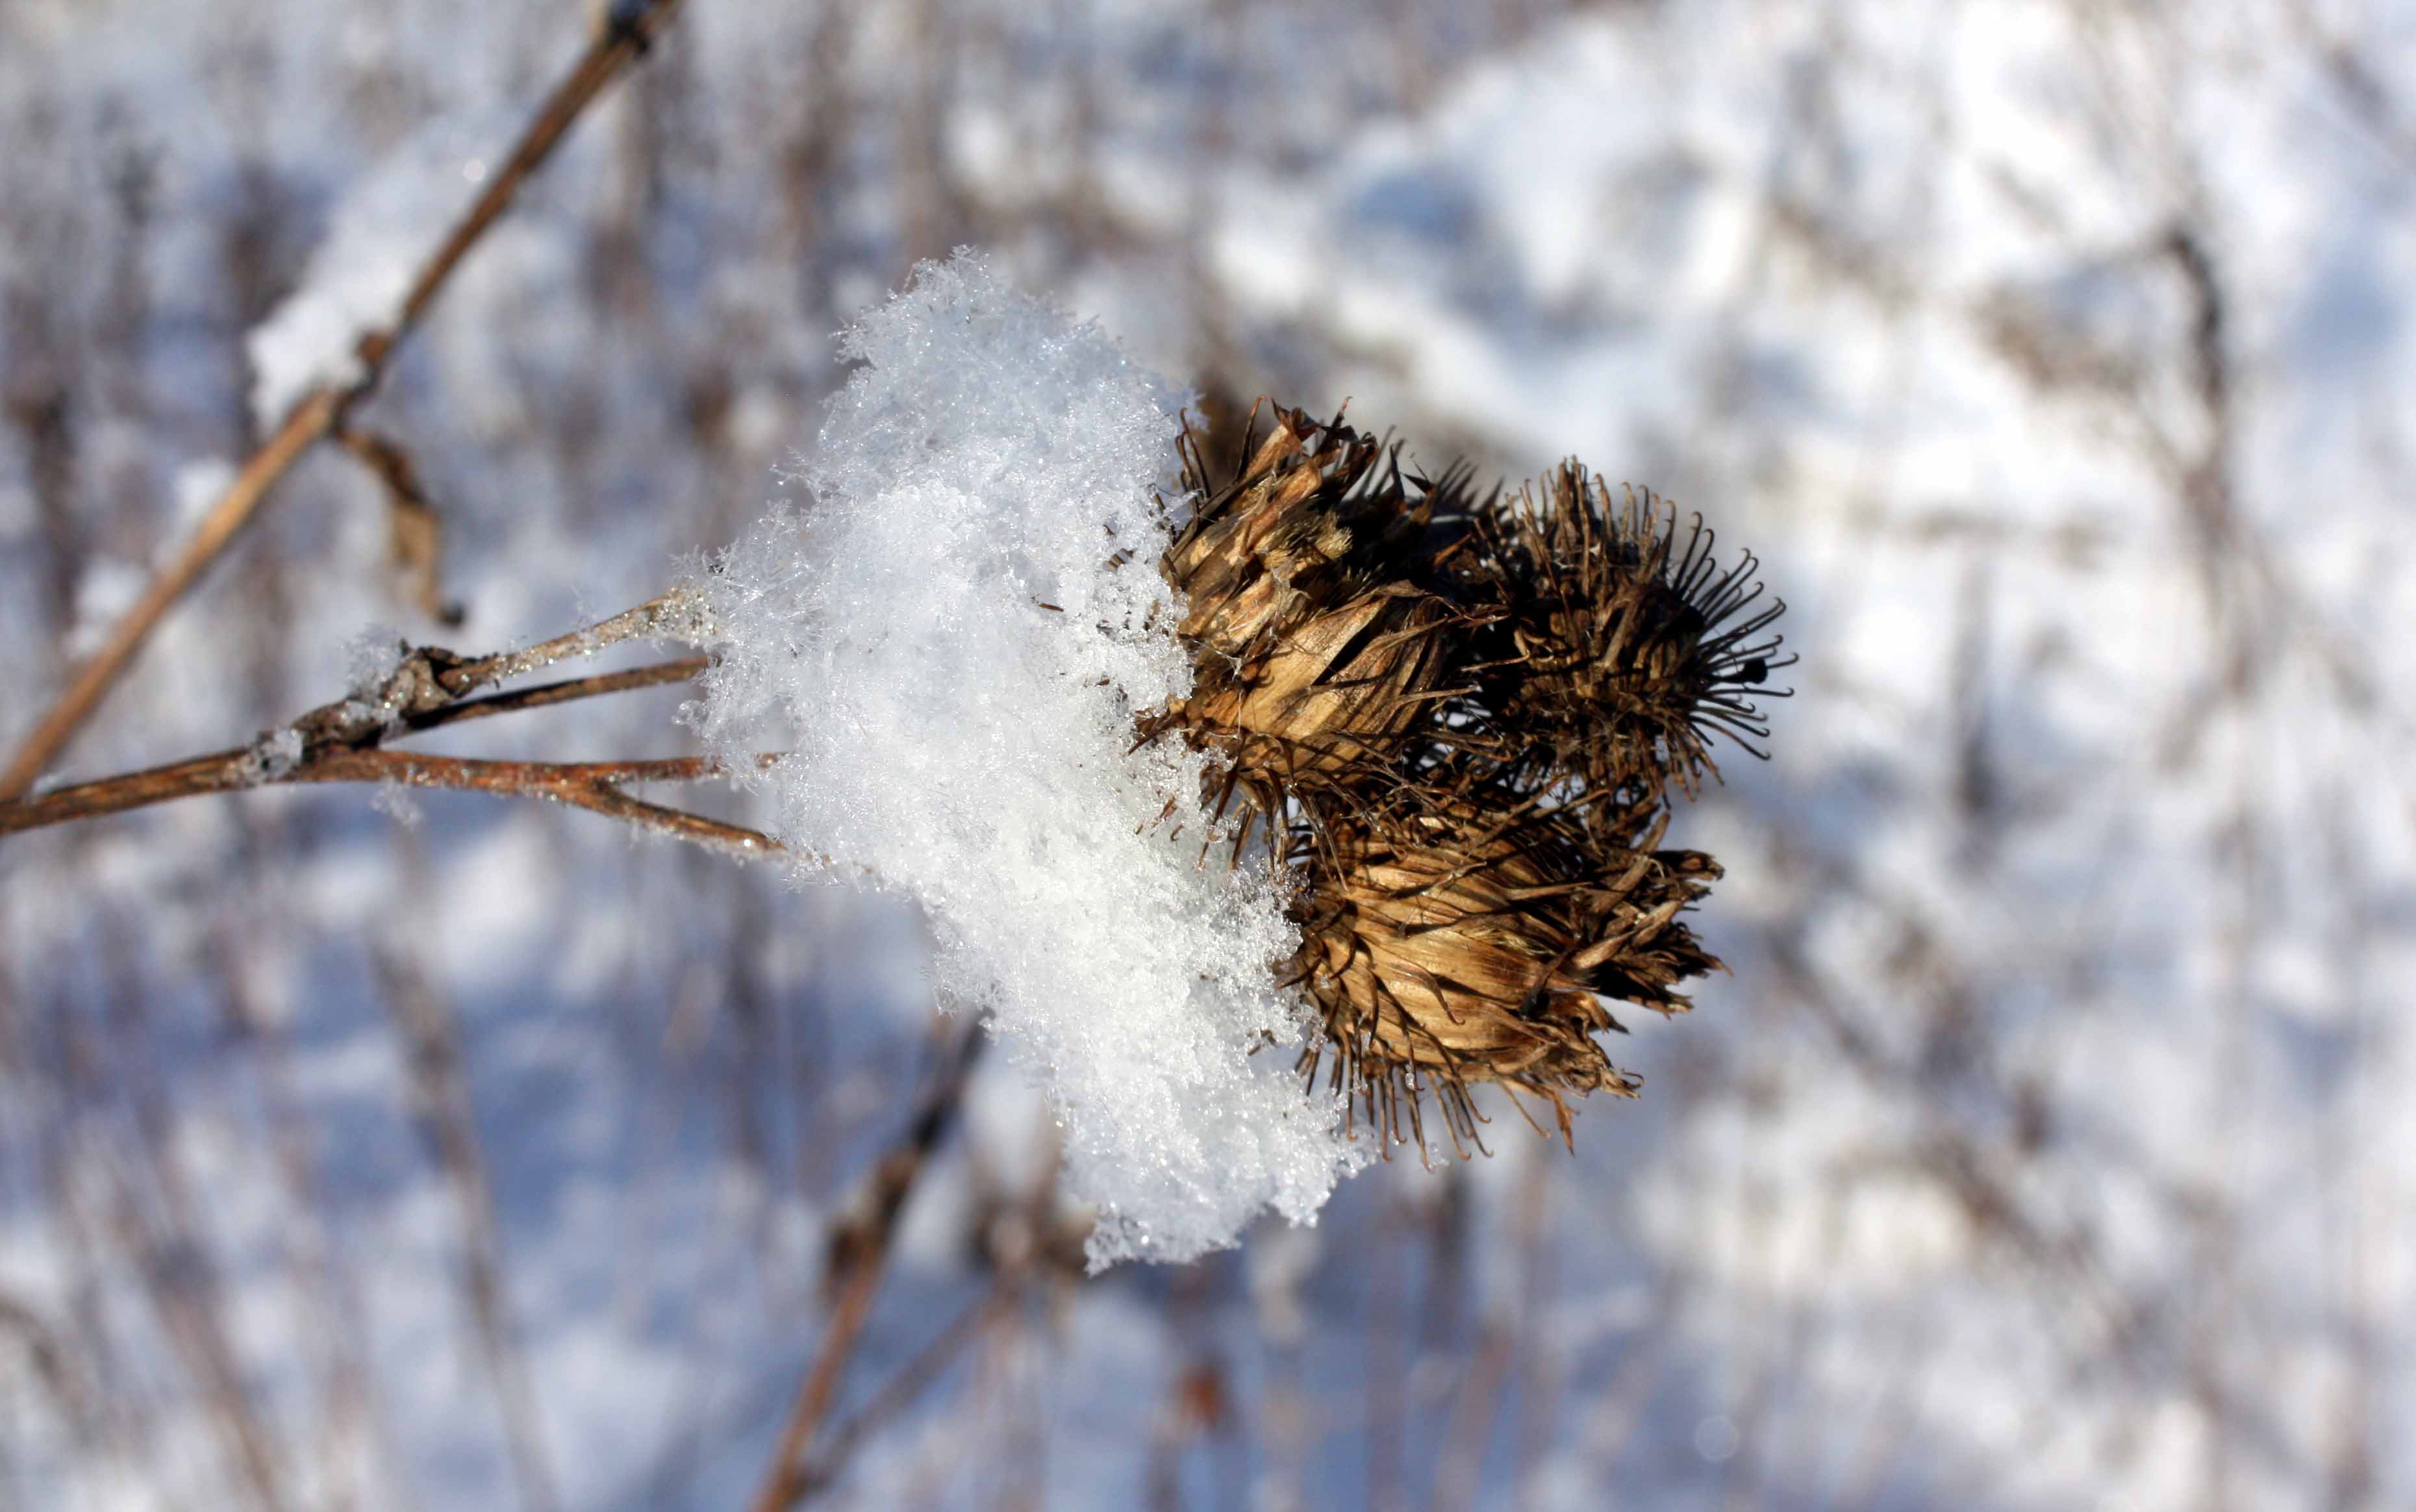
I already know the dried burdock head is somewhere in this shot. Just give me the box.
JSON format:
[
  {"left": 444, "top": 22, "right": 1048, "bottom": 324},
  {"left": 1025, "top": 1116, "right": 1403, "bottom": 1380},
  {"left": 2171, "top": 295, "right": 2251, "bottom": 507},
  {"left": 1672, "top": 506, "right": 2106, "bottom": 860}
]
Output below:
[
  {"left": 1462, "top": 462, "right": 1793, "bottom": 800},
  {"left": 1161, "top": 403, "right": 1459, "bottom": 658},
  {"left": 1174, "top": 586, "right": 1459, "bottom": 783},
  {"left": 1148, "top": 403, "right": 1472, "bottom": 803},
  {"left": 1152, "top": 402, "right": 1786, "bottom": 1155},
  {"left": 1287, "top": 803, "right": 1721, "bottom": 1152}
]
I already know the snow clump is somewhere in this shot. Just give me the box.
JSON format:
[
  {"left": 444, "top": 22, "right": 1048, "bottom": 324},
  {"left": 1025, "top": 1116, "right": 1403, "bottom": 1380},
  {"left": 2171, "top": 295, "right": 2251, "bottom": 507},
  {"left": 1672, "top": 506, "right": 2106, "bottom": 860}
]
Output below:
[{"left": 686, "top": 255, "right": 1362, "bottom": 1266}]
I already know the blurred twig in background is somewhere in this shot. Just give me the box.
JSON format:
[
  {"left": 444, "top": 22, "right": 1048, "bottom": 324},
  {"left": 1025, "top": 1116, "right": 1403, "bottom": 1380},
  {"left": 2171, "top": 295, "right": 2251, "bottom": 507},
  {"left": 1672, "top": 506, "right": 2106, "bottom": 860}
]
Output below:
[
  {"left": 748, "top": 1026, "right": 980, "bottom": 1512},
  {"left": 377, "top": 827, "right": 559, "bottom": 1512},
  {"left": 0, "top": 0, "right": 689, "bottom": 800}
]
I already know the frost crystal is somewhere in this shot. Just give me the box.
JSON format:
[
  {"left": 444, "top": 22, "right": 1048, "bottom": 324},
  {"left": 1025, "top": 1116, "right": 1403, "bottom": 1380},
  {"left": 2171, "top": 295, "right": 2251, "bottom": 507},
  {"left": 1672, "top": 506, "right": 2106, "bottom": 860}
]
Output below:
[
  {"left": 336, "top": 625, "right": 411, "bottom": 731},
  {"left": 688, "top": 255, "right": 1360, "bottom": 1265},
  {"left": 371, "top": 777, "right": 425, "bottom": 829},
  {"left": 237, "top": 725, "right": 306, "bottom": 784}
]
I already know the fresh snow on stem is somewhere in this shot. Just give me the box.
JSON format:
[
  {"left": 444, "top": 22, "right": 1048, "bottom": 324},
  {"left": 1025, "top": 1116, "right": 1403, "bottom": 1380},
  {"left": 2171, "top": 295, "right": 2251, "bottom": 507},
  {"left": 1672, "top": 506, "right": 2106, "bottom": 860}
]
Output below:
[
  {"left": 687, "top": 255, "right": 1361, "bottom": 1265},
  {"left": 245, "top": 111, "right": 505, "bottom": 425}
]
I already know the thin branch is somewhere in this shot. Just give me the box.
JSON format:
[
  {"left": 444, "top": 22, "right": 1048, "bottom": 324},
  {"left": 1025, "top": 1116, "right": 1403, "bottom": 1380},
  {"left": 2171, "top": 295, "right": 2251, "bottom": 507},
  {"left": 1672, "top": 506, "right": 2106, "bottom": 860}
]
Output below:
[
  {"left": 440, "top": 592, "right": 699, "bottom": 696},
  {"left": 747, "top": 1029, "right": 981, "bottom": 1512},
  {"left": 334, "top": 426, "right": 461, "bottom": 626},
  {"left": 407, "top": 658, "right": 709, "bottom": 733},
  {"left": 3, "top": 388, "right": 338, "bottom": 801},
  {"left": 0, "top": 0, "right": 690, "bottom": 800},
  {"left": 300, "top": 751, "right": 722, "bottom": 788},
  {"left": 788, "top": 1134, "right": 1078, "bottom": 1506},
  {"left": 0, "top": 644, "right": 721, "bottom": 842},
  {"left": 3, "top": 750, "right": 260, "bottom": 835},
  {"left": 786, "top": 1285, "right": 1008, "bottom": 1505},
  {"left": 2, "top": 748, "right": 775, "bottom": 855},
  {"left": 0, "top": 594, "right": 767, "bottom": 856},
  {"left": 557, "top": 784, "right": 776, "bottom": 855}
]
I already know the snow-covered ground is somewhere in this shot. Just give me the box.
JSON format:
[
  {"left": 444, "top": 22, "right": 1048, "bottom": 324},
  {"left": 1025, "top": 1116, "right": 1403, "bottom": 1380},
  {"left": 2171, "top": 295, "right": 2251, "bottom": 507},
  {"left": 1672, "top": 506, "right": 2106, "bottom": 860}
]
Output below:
[{"left": 3, "top": 0, "right": 2412, "bottom": 1507}]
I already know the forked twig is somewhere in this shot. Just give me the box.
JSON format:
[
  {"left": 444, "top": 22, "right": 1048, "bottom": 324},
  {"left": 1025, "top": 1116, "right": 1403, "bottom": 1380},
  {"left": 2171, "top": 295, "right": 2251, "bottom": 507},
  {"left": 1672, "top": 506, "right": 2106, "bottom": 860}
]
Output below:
[
  {"left": 0, "top": 596, "right": 771, "bottom": 855},
  {"left": 0, "top": 0, "right": 690, "bottom": 800}
]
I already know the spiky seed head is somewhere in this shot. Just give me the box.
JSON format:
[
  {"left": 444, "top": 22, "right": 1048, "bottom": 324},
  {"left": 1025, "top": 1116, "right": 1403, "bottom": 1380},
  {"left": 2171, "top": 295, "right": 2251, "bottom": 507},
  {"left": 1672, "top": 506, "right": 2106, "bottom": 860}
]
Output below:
[
  {"left": 1149, "top": 403, "right": 1785, "bottom": 1155},
  {"left": 1287, "top": 804, "right": 1723, "bottom": 1151},
  {"left": 1175, "top": 587, "right": 1457, "bottom": 781},
  {"left": 1150, "top": 405, "right": 1465, "bottom": 792},
  {"left": 1463, "top": 464, "right": 1792, "bottom": 799},
  {"left": 1162, "top": 405, "right": 1437, "bottom": 657}
]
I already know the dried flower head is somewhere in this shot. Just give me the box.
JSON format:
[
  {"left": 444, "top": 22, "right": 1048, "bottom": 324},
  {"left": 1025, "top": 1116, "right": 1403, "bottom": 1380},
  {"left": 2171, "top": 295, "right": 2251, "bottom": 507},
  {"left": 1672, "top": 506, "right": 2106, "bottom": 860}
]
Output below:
[
  {"left": 1288, "top": 803, "right": 1722, "bottom": 1150},
  {"left": 1154, "top": 404, "right": 1788, "bottom": 1153},
  {"left": 1179, "top": 586, "right": 1459, "bottom": 780},
  {"left": 1147, "top": 405, "right": 1471, "bottom": 811},
  {"left": 1460, "top": 462, "right": 1794, "bottom": 800},
  {"left": 694, "top": 260, "right": 1786, "bottom": 1257},
  {"left": 1161, "top": 405, "right": 1437, "bottom": 659}
]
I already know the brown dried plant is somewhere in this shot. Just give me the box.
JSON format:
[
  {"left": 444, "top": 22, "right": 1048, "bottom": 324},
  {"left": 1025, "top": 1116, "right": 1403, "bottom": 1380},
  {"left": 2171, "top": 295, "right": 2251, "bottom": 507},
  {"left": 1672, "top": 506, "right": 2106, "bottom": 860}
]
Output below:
[
  {"left": 1154, "top": 403, "right": 1791, "bottom": 1153},
  {"left": 3, "top": 397, "right": 1788, "bottom": 1168},
  {"left": 1, "top": 401, "right": 1788, "bottom": 1512}
]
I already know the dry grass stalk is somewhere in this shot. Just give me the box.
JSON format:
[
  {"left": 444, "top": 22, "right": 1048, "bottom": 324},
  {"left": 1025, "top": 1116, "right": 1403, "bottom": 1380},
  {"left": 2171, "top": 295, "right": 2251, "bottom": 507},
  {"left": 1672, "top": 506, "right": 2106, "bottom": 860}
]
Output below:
[{"left": 1155, "top": 403, "right": 1790, "bottom": 1152}]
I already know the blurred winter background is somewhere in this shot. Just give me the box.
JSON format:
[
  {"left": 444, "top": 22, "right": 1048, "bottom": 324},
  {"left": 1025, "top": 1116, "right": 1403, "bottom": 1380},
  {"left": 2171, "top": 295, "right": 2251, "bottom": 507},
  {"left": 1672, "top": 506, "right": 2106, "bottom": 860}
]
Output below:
[{"left": 4, "top": 0, "right": 2414, "bottom": 1507}]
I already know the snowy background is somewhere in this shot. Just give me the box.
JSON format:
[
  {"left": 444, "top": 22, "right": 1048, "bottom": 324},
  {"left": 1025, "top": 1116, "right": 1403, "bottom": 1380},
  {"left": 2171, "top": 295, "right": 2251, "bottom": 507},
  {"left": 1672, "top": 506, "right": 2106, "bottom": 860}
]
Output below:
[{"left": 3, "top": 0, "right": 2413, "bottom": 1507}]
